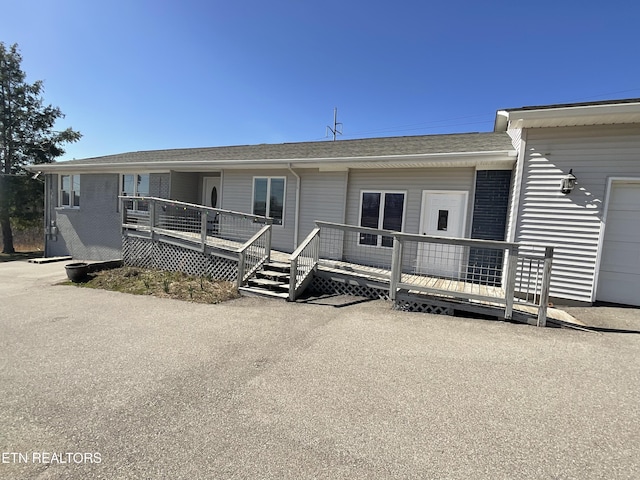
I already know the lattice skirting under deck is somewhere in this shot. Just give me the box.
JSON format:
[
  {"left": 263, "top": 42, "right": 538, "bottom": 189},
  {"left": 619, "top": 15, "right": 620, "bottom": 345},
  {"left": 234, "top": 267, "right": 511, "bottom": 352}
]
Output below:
[
  {"left": 392, "top": 298, "right": 454, "bottom": 316},
  {"left": 308, "top": 273, "right": 391, "bottom": 300},
  {"left": 308, "top": 273, "right": 454, "bottom": 315},
  {"left": 122, "top": 235, "right": 238, "bottom": 281}
]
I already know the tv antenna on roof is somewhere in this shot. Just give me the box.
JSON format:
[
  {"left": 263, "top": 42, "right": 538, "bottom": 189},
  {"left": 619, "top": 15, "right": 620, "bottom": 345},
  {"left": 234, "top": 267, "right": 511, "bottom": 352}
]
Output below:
[{"left": 326, "top": 107, "right": 343, "bottom": 141}]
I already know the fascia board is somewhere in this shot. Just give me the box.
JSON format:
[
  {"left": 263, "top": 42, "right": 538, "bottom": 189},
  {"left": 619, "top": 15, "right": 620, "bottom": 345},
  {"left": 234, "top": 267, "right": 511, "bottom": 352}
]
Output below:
[
  {"left": 26, "top": 149, "right": 516, "bottom": 174},
  {"left": 505, "top": 103, "right": 640, "bottom": 129}
]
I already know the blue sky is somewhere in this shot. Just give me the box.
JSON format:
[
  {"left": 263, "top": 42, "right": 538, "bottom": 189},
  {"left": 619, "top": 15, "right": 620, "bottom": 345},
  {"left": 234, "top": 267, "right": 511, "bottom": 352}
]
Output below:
[{"left": 4, "top": 0, "right": 640, "bottom": 160}]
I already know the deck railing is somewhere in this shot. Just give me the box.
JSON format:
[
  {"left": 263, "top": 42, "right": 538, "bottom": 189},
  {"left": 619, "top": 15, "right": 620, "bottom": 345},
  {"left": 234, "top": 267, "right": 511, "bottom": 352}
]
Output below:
[
  {"left": 237, "top": 225, "right": 272, "bottom": 288},
  {"left": 121, "top": 196, "right": 272, "bottom": 250},
  {"left": 311, "top": 221, "right": 554, "bottom": 326},
  {"left": 121, "top": 196, "right": 273, "bottom": 287},
  {"left": 288, "top": 227, "right": 321, "bottom": 301}
]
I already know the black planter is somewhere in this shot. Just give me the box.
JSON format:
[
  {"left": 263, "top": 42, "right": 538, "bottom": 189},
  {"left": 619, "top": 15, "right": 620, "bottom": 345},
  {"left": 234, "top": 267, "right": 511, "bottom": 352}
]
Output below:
[{"left": 65, "top": 262, "right": 89, "bottom": 282}]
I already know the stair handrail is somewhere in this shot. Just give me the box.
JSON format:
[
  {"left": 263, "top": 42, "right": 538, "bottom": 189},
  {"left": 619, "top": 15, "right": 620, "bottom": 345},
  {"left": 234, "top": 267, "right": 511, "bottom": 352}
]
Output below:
[
  {"left": 288, "top": 227, "right": 321, "bottom": 301},
  {"left": 237, "top": 224, "right": 272, "bottom": 288}
]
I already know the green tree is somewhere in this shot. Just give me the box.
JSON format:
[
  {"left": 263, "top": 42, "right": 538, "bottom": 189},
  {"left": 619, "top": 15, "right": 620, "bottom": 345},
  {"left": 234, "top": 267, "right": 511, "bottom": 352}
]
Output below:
[{"left": 0, "top": 42, "right": 81, "bottom": 253}]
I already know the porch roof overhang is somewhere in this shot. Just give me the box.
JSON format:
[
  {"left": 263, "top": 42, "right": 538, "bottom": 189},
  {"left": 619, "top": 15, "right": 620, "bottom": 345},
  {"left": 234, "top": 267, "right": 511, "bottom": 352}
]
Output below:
[
  {"left": 26, "top": 149, "right": 516, "bottom": 174},
  {"left": 494, "top": 99, "right": 640, "bottom": 131}
]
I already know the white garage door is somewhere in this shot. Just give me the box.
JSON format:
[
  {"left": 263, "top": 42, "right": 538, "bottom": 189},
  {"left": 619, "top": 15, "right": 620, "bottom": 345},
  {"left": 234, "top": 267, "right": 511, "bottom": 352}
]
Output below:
[{"left": 597, "top": 181, "right": 640, "bottom": 306}]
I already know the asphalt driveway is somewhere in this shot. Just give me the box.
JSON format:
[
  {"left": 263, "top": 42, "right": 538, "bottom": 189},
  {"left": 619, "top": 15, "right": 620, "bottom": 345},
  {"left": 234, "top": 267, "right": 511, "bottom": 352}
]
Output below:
[{"left": 0, "top": 261, "right": 639, "bottom": 479}]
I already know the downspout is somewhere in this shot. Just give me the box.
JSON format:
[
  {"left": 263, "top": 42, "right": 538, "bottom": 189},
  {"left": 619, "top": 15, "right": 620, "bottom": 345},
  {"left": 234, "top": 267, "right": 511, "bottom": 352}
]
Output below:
[
  {"left": 43, "top": 174, "right": 50, "bottom": 257},
  {"left": 287, "top": 164, "right": 301, "bottom": 248},
  {"left": 342, "top": 168, "right": 349, "bottom": 223}
]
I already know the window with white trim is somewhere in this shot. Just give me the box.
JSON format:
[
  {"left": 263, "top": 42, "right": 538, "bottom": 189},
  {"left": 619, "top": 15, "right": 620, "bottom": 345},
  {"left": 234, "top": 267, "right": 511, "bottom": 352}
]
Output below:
[
  {"left": 121, "top": 173, "right": 150, "bottom": 197},
  {"left": 253, "top": 177, "right": 285, "bottom": 225},
  {"left": 359, "top": 191, "right": 405, "bottom": 247},
  {"left": 121, "top": 173, "right": 150, "bottom": 211},
  {"left": 59, "top": 174, "right": 80, "bottom": 207}
]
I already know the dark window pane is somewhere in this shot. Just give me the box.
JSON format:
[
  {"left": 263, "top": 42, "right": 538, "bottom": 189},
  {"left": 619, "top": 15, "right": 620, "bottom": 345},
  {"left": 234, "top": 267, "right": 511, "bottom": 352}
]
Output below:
[
  {"left": 360, "top": 193, "right": 380, "bottom": 228},
  {"left": 360, "top": 192, "right": 381, "bottom": 245},
  {"left": 382, "top": 193, "right": 404, "bottom": 231},
  {"left": 253, "top": 178, "right": 267, "bottom": 217},
  {"left": 270, "top": 178, "right": 285, "bottom": 224},
  {"left": 360, "top": 233, "right": 377, "bottom": 245},
  {"left": 438, "top": 209, "right": 448, "bottom": 231},
  {"left": 137, "top": 174, "right": 150, "bottom": 197},
  {"left": 72, "top": 176, "right": 80, "bottom": 207},
  {"left": 122, "top": 175, "right": 135, "bottom": 196},
  {"left": 61, "top": 175, "right": 70, "bottom": 206},
  {"left": 210, "top": 187, "right": 218, "bottom": 208},
  {"left": 381, "top": 235, "right": 394, "bottom": 248}
]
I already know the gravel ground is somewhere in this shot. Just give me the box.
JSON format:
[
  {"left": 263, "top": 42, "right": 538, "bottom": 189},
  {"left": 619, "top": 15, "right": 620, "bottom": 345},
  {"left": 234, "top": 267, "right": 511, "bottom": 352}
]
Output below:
[{"left": 0, "top": 261, "right": 639, "bottom": 479}]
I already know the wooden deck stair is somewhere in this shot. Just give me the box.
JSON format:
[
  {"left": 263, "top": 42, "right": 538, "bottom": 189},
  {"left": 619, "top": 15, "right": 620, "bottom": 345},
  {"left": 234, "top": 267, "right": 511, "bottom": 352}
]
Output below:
[{"left": 239, "top": 261, "right": 291, "bottom": 299}]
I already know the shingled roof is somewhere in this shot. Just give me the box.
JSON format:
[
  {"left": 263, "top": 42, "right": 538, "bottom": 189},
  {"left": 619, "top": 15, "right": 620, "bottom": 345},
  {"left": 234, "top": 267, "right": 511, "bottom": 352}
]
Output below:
[{"left": 55, "top": 132, "right": 514, "bottom": 167}]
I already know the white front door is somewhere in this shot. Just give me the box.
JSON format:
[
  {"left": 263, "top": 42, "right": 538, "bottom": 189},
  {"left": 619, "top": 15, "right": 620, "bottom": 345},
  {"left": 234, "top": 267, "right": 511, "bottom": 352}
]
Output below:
[
  {"left": 596, "top": 180, "right": 640, "bottom": 306},
  {"left": 202, "top": 177, "right": 221, "bottom": 208},
  {"left": 417, "top": 191, "right": 468, "bottom": 277}
]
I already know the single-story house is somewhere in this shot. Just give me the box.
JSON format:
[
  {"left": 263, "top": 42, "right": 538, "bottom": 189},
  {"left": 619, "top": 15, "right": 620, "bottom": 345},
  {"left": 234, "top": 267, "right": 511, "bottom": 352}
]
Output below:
[{"left": 29, "top": 98, "right": 640, "bottom": 307}]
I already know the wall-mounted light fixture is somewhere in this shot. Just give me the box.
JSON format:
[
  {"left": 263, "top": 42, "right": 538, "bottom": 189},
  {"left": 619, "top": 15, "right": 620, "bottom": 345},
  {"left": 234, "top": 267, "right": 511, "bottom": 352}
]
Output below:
[{"left": 560, "top": 169, "right": 577, "bottom": 194}]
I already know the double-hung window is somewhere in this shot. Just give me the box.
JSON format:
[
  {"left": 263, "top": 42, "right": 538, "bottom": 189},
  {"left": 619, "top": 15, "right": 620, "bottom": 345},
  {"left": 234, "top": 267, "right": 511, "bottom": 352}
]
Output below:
[
  {"left": 60, "top": 175, "right": 80, "bottom": 208},
  {"left": 253, "top": 177, "right": 285, "bottom": 225},
  {"left": 359, "top": 191, "right": 405, "bottom": 247}
]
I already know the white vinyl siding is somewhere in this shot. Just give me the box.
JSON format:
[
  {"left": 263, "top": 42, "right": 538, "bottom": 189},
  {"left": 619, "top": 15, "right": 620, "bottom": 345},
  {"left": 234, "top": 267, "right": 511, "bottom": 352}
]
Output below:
[{"left": 514, "top": 124, "right": 640, "bottom": 303}]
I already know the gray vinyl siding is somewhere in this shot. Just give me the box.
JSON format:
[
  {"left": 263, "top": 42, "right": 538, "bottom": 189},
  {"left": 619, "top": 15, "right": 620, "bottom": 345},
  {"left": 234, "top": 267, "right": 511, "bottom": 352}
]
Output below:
[
  {"left": 169, "top": 171, "right": 199, "bottom": 203},
  {"left": 343, "top": 167, "right": 476, "bottom": 268},
  {"left": 49, "top": 173, "right": 121, "bottom": 260},
  {"left": 221, "top": 169, "right": 297, "bottom": 252},
  {"left": 298, "top": 170, "right": 347, "bottom": 242},
  {"left": 514, "top": 124, "right": 640, "bottom": 303}
]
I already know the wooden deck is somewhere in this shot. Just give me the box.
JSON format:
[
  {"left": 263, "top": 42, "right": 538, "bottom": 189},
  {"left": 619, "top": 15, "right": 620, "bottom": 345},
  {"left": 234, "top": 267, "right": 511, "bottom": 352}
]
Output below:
[
  {"left": 318, "top": 258, "right": 505, "bottom": 301},
  {"left": 316, "top": 258, "right": 582, "bottom": 327},
  {"left": 123, "top": 221, "right": 582, "bottom": 327},
  {"left": 125, "top": 224, "right": 291, "bottom": 263}
]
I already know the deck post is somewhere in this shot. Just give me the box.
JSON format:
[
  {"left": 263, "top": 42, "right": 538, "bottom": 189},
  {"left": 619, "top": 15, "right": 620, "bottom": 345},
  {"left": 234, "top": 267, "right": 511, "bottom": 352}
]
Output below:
[
  {"left": 504, "top": 245, "right": 518, "bottom": 320},
  {"left": 537, "top": 247, "right": 554, "bottom": 327},
  {"left": 289, "top": 257, "right": 298, "bottom": 301},
  {"left": 148, "top": 199, "right": 156, "bottom": 238},
  {"left": 389, "top": 236, "right": 402, "bottom": 301},
  {"left": 237, "top": 252, "right": 246, "bottom": 289},
  {"left": 120, "top": 197, "right": 126, "bottom": 232},
  {"left": 265, "top": 225, "right": 272, "bottom": 264},
  {"left": 200, "top": 210, "right": 207, "bottom": 252}
]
